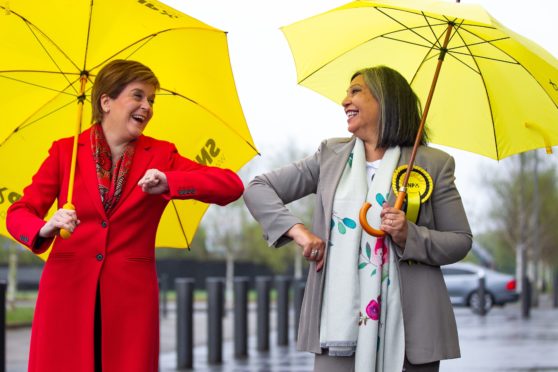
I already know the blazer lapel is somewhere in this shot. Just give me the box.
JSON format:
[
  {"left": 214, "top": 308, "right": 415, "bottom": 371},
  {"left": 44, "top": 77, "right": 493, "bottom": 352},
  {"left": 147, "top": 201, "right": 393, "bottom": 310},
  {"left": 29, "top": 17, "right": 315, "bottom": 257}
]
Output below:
[{"left": 388, "top": 147, "right": 411, "bottom": 205}]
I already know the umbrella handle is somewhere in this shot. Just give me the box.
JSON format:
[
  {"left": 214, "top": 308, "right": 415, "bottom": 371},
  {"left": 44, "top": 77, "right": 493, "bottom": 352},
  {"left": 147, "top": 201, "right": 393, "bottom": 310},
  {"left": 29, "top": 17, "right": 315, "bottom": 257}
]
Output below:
[
  {"left": 359, "top": 192, "right": 406, "bottom": 237},
  {"left": 59, "top": 202, "right": 75, "bottom": 239},
  {"left": 359, "top": 202, "right": 385, "bottom": 237}
]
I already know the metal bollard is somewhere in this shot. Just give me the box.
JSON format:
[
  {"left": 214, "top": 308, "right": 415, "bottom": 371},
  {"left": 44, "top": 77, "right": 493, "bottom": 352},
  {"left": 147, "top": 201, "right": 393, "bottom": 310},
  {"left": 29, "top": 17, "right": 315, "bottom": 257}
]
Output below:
[
  {"left": 234, "top": 277, "right": 249, "bottom": 359},
  {"left": 553, "top": 272, "right": 558, "bottom": 308},
  {"left": 175, "top": 278, "right": 195, "bottom": 369},
  {"left": 160, "top": 273, "right": 169, "bottom": 319},
  {"left": 207, "top": 278, "right": 224, "bottom": 364},
  {"left": 521, "top": 276, "right": 531, "bottom": 319},
  {"left": 1, "top": 280, "right": 6, "bottom": 372},
  {"left": 293, "top": 279, "right": 305, "bottom": 341},
  {"left": 276, "top": 276, "right": 290, "bottom": 346},
  {"left": 476, "top": 272, "right": 487, "bottom": 316},
  {"left": 256, "top": 276, "right": 271, "bottom": 352}
]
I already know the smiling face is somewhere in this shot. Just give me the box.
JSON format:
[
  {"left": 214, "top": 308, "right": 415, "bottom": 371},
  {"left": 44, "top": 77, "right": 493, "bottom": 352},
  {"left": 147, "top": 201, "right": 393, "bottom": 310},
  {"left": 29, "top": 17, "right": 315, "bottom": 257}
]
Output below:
[
  {"left": 342, "top": 74, "right": 381, "bottom": 143},
  {"left": 100, "top": 81, "right": 156, "bottom": 143}
]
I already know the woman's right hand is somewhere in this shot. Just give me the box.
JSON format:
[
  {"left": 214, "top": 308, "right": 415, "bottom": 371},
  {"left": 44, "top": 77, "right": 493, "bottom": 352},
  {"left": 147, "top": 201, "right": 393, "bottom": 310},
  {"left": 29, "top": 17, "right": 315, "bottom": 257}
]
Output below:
[
  {"left": 39, "top": 208, "right": 80, "bottom": 238},
  {"left": 287, "top": 224, "right": 326, "bottom": 272}
]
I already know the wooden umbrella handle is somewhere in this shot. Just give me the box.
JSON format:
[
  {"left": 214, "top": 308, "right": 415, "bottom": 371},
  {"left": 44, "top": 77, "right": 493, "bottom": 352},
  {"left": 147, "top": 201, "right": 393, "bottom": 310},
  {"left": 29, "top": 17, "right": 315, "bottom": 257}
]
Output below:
[
  {"left": 359, "top": 202, "right": 385, "bottom": 237},
  {"left": 359, "top": 191, "right": 406, "bottom": 237}
]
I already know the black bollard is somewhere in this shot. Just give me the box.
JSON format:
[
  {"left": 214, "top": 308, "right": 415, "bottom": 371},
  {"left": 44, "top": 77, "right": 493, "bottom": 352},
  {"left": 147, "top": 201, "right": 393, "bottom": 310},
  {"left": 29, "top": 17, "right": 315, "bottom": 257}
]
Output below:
[
  {"left": 256, "top": 276, "right": 271, "bottom": 352},
  {"left": 175, "top": 278, "right": 195, "bottom": 370},
  {"left": 207, "top": 278, "right": 224, "bottom": 364},
  {"left": 1, "top": 280, "right": 6, "bottom": 372},
  {"left": 234, "top": 277, "right": 249, "bottom": 359},
  {"left": 477, "top": 273, "right": 487, "bottom": 316},
  {"left": 276, "top": 276, "right": 291, "bottom": 346},
  {"left": 160, "top": 273, "right": 169, "bottom": 319},
  {"left": 293, "top": 279, "right": 305, "bottom": 341},
  {"left": 553, "top": 272, "right": 558, "bottom": 308},
  {"left": 521, "top": 276, "right": 531, "bottom": 319}
]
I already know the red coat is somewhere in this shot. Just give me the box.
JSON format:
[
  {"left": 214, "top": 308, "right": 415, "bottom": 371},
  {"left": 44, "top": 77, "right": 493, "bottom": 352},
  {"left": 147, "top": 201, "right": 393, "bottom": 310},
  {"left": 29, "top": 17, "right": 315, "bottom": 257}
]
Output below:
[{"left": 6, "top": 127, "right": 244, "bottom": 372}]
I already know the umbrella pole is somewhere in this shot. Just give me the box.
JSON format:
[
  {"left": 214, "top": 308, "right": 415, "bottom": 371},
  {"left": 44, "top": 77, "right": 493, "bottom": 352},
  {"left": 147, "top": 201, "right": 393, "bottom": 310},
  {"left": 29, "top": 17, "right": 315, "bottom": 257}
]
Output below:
[
  {"left": 60, "top": 74, "right": 88, "bottom": 239},
  {"left": 360, "top": 22, "right": 454, "bottom": 237},
  {"left": 394, "top": 22, "right": 454, "bottom": 209}
]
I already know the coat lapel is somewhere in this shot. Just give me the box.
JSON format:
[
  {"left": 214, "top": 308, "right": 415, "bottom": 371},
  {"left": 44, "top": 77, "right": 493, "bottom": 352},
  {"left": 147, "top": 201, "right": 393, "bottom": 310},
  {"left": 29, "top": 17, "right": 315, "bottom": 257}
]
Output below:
[
  {"left": 108, "top": 135, "right": 153, "bottom": 216},
  {"left": 77, "top": 128, "right": 107, "bottom": 219},
  {"left": 77, "top": 132, "right": 154, "bottom": 219}
]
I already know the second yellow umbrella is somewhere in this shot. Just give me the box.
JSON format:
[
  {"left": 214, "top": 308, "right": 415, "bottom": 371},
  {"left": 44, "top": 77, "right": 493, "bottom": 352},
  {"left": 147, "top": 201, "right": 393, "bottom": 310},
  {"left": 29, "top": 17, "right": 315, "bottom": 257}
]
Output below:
[{"left": 281, "top": 0, "right": 558, "bottom": 235}]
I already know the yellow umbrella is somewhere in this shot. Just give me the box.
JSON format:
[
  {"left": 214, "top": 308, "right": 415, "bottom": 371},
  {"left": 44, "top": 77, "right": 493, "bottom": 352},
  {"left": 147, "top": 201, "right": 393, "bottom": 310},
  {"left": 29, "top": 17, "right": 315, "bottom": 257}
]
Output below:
[
  {"left": 0, "top": 0, "right": 258, "bottom": 257},
  {"left": 281, "top": 0, "right": 558, "bottom": 235}
]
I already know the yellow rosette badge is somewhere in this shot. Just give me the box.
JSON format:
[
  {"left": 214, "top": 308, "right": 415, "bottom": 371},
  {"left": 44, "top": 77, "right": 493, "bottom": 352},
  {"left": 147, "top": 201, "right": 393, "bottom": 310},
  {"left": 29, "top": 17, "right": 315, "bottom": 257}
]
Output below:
[{"left": 392, "top": 165, "right": 433, "bottom": 223}]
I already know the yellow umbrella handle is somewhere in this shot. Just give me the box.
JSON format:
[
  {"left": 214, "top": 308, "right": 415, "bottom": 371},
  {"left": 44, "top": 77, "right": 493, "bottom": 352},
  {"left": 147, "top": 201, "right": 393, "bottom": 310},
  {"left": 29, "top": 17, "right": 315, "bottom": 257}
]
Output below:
[
  {"left": 359, "top": 191, "right": 406, "bottom": 237},
  {"left": 59, "top": 202, "right": 75, "bottom": 239},
  {"left": 60, "top": 74, "right": 87, "bottom": 240}
]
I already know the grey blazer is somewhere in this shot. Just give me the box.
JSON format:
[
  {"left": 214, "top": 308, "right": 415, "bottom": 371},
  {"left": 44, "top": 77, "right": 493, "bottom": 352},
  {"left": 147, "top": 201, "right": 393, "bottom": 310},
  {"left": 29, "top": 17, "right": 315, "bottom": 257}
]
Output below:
[{"left": 243, "top": 137, "right": 472, "bottom": 364}]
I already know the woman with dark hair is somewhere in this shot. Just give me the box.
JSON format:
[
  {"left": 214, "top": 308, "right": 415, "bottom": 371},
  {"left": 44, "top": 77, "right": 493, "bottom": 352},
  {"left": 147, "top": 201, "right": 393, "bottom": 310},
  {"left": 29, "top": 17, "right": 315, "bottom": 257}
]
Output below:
[
  {"left": 7, "top": 59, "right": 244, "bottom": 372},
  {"left": 243, "top": 65, "right": 471, "bottom": 372}
]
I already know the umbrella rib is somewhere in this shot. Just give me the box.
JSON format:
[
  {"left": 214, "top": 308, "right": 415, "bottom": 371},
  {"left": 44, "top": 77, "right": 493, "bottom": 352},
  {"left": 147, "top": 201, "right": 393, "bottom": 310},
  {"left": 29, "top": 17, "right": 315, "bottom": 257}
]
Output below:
[
  {"left": 380, "top": 35, "right": 440, "bottom": 51},
  {"left": 170, "top": 200, "right": 191, "bottom": 250},
  {"left": 444, "top": 51, "right": 482, "bottom": 74},
  {"left": 408, "top": 19, "right": 447, "bottom": 85},
  {"left": 299, "top": 23, "right": 445, "bottom": 86},
  {"left": 376, "top": 8, "right": 446, "bottom": 50},
  {"left": 86, "top": 36, "right": 156, "bottom": 73},
  {"left": 449, "top": 36, "right": 510, "bottom": 53},
  {"left": 5, "top": 8, "right": 82, "bottom": 94},
  {"left": 422, "top": 12, "right": 446, "bottom": 50},
  {"left": 449, "top": 50, "right": 519, "bottom": 65},
  {"left": 456, "top": 27, "right": 519, "bottom": 65},
  {"left": 0, "top": 99, "right": 76, "bottom": 148},
  {"left": 81, "top": 0, "right": 94, "bottom": 71},
  {"left": 456, "top": 27, "right": 558, "bottom": 112},
  {"left": 452, "top": 26, "right": 500, "bottom": 159},
  {"left": 160, "top": 88, "right": 260, "bottom": 156},
  {"left": 87, "top": 27, "right": 223, "bottom": 73},
  {"left": 23, "top": 22, "right": 79, "bottom": 95},
  {"left": 0, "top": 73, "right": 78, "bottom": 96}
]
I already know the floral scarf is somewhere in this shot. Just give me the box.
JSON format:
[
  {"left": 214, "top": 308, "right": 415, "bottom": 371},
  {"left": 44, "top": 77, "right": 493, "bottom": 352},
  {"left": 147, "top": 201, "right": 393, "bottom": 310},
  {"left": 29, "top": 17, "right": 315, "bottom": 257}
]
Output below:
[
  {"left": 319, "top": 138, "right": 405, "bottom": 372},
  {"left": 90, "top": 123, "right": 136, "bottom": 216}
]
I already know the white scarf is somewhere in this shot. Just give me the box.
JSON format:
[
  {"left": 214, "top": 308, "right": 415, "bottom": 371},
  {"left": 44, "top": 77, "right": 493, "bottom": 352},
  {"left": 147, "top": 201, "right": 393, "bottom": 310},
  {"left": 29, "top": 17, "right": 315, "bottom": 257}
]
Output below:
[{"left": 319, "top": 138, "right": 405, "bottom": 372}]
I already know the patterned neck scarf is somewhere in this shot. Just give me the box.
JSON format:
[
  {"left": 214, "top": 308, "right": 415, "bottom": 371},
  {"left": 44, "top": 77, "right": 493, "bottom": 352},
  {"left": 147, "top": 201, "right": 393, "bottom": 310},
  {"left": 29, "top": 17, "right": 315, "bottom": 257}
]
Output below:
[
  {"left": 320, "top": 139, "right": 405, "bottom": 372},
  {"left": 90, "top": 123, "right": 136, "bottom": 215}
]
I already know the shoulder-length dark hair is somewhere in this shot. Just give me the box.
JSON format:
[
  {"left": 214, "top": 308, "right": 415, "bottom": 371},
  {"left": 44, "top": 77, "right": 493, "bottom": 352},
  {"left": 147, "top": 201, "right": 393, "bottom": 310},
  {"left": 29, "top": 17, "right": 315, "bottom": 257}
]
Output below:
[
  {"left": 91, "top": 59, "right": 160, "bottom": 124},
  {"left": 351, "top": 66, "right": 427, "bottom": 148}
]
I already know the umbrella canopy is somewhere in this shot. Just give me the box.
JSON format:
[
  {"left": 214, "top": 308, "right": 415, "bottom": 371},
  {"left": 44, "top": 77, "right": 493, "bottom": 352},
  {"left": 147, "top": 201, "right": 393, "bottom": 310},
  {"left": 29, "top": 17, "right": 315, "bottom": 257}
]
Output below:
[
  {"left": 281, "top": 0, "right": 558, "bottom": 160},
  {"left": 0, "top": 0, "right": 258, "bottom": 254}
]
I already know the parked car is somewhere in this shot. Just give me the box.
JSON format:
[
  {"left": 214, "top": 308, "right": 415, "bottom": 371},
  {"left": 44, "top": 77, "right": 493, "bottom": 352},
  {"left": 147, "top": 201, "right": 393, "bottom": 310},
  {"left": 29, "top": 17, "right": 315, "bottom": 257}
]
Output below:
[{"left": 441, "top": 262, "right": 518, "bottom": 313}]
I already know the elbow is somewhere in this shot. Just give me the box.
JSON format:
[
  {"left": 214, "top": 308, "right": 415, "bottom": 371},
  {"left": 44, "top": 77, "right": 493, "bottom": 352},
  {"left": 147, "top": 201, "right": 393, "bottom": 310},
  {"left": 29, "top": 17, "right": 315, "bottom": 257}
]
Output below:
[
  {"left": 455, "top": 232, "right": 473, "bottom": 262},
  {"left": 217, "top": 172, "right": 244, "bottom": 206}
]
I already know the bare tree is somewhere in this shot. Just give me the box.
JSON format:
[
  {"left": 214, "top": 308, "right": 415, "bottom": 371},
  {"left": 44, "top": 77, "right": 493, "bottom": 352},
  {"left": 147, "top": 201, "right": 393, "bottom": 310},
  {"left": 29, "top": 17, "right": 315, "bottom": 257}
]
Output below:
[{"left": 485, "top": 151, "right": 558, "bottom": 298}]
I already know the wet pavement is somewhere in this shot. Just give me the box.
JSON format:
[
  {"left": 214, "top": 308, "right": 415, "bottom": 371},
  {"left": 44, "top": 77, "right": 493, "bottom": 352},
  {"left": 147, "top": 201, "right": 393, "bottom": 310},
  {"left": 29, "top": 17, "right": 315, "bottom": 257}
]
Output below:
[{"left": 7, "top": 296, "right": 558, "bottom": 371}]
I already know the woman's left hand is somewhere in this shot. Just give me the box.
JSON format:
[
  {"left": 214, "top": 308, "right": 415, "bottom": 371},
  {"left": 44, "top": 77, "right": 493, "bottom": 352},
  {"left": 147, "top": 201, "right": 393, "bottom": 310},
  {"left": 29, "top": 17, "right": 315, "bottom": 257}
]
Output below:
[
  {"left": 138, "top": 169, "right": 169, "bottom": 194},
  {"left": 380, "top": 202, "right": 408, "bottom": 247}
]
